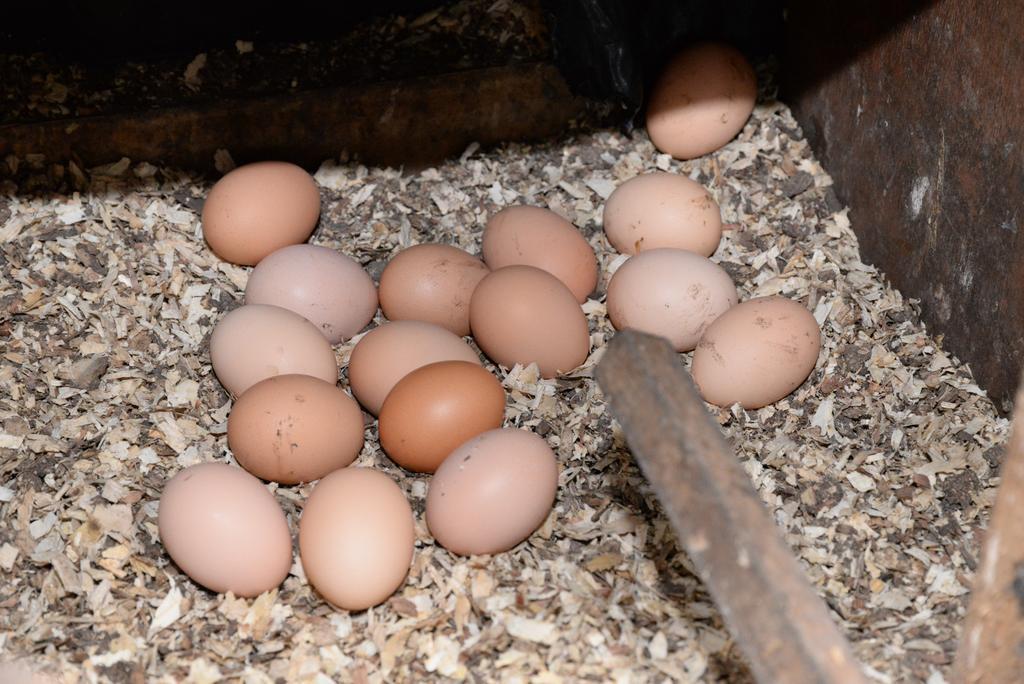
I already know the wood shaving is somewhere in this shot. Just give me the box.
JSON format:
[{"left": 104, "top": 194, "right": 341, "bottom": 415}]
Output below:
[{"left": 0, "top": 70, "right": 1009, "bottom": 684}]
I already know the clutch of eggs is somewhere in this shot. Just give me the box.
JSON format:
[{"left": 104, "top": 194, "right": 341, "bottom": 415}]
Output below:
[
  {"left": 162, "top": 173, "right": 587, "bottom": 613},
  {"left": 159, "top": 118, "right": 828, "bottom": 617}
]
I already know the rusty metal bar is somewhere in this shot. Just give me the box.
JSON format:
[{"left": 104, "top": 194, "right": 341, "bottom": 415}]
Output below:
[
  {"left": 953, "top": 376, "right": 1024, "bottom": 682},
  {"left": 596, "top": 330, "right": 866, "bottom": 684}
]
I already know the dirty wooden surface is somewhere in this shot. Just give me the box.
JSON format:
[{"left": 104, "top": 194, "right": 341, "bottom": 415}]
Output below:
[
  {"left": 596, "top": 330, "right": 868, "bottom": 684},
  {"left": 785, "top": 0, "right": 1024, "bottom": 413},
  {"left": 0, "top": 0, "right": 550, "bottom": 127},
  {"left": 0, "top": 63, "right": 585, "bottom": 172},
  {"left": 954, "top": 373, "right": 1024, "bottom": 682}
]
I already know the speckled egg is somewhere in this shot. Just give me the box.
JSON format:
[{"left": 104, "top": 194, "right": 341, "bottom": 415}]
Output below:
[
  {"left": 603, "top": 172, "right": 722, "bottom": 256},
  {"left": 691, "top": 296, "right": 821, "bottom": 408},
  {"left": 378, "top": 244, "right": 489, "bottom": 336},
  {"left": 607, "top": 248, "right": 737, "bottom": 352},
  {"left": 227, "top": 374, "right": 365, "bottom": 484},
  {"left": 482, "top": 206, "right": 598, "bottom": 303}
]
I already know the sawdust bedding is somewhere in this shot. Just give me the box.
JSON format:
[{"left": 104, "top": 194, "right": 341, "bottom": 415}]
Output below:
[{"left": 0, "top": 72, "right": 1010, "bottom": 683}]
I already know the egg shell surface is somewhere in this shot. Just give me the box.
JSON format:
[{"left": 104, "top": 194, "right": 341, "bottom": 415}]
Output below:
[
  {"left": 691, "top": 296, "right": 821, "bottom": 408},
  {"left": 245, "top": 244, "right": 377, "bottom": 344},
  {"left": 158, "top": 463, "right": 292, "bottom": 597},
  {"left": 482, "top": 206, "right": 598, "bottom": 303},
  {"left": 607, "top": 248, "right": 737, "bottom": 352},
  {"left": 209, "top": 304, "right": 338, "bottom": 397},
  {"left": 201, "top": 161, "right": 321, "bottom": 265},
  {"left": 299, "top": 468, "right": 414, "bottom": 611},
  {"left": 426, "top": 428, "right": 558, "bottom": 556}
]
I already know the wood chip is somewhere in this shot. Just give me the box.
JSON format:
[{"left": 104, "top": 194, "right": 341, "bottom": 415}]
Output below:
[
  {"left": 149, "top": 585, "right": 184, "bottom": 637},
  {"left": 0, "top": 543, "right": 19, "bottom": 571},
  {"left": 505, "top": 615, "right": 558, "bottom": 644}
]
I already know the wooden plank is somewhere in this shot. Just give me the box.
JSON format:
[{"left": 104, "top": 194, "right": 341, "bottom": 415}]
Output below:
[
  {"left": 785, "top": 0, "right": 1024, "bottom": 413},
  {"left": 595, "top": 330, "right": 866, "bottom": 684},
  {"left": 0, "top": 62, "right": 584, "bottom": 171},
  {"left": 954, "top": 375, "right": 1024, "bottom": 682}
]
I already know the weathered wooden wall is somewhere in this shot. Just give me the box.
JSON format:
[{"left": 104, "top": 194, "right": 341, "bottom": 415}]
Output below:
[{"left": 786, "top": 0, "right": 1024, "bottom": 411}]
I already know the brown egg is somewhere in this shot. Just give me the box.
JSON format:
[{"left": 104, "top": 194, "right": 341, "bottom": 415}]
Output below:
[
  {"left": 607, "top": 249, "right": 737, "bottom": 352},
  {"left": 691, "top": 296, "right": 821, "bottom": 408},
  {"left": 378, "top": 361, "right": 505, "bottom": 473},
  {"left": 426, "top": 428, "right": 558, "bottom": 556},
  {"left": 647, "top": 43, "right": 757, "bottom": 160},
  {"left": 348, "top": 320, "right": 481, "bottom": 415},
  {"left": 158, "top": 463, "right": 292, "bottom": 597},
  {"left": 227, "top": 374, "right": 365, "bottom": 484},
  {"left": 379, "top": 244, "right": 489, "bottom": 336},
  {"left": 603, "top": 172, "right": 723, "bottom": 256},
  {"left": 245, "top": 244, "right": 378, "bottom": 344},
  {"left": 210, "top": 304, "right": 338, "bottom": 397},
  {"left": 202, "top": 161, "right": 321, "bottom": 265},
  {"left": 299, "top": 468, "right": 414, "bottom": 611},
  {"left": 469, "top": 265, "right": 590, "bottom": 378},
  {"left": 482, "top": 206, "right": 598, "bottom": 302}
]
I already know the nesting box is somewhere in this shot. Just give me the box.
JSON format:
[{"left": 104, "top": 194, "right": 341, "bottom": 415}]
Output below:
[{"left": 0, "top": 2, "right": 1021, "bottom": 682}]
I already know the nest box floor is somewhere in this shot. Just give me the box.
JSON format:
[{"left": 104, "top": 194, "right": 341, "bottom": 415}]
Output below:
[{"left": 0, "top": 69, "right": 1009, "bottom": 683}]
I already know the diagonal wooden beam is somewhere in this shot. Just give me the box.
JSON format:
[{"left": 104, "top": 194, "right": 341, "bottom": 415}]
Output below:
[
  {"left": 953, "top": 377, "right": 1024, "bottom": 682},
  {"left": 596, "top": 330, "right": 866, "bottom": 684}
]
